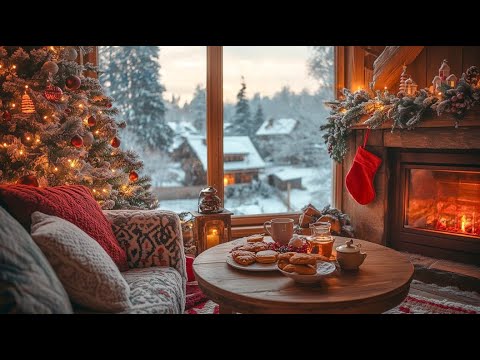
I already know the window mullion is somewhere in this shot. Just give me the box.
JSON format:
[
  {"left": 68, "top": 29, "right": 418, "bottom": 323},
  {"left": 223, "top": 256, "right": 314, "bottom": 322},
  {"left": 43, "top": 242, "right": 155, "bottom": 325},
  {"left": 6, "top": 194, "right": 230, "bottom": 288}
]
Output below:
[{"left": 206, "top": 46, "right": 224, "bottom": 203}]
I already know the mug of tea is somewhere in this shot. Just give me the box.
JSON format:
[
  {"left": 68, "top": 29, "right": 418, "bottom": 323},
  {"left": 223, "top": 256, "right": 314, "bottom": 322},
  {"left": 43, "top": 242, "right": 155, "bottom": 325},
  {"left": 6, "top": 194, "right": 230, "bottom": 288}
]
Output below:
[{"left": 263, "top": 218, "right": 294, "bottom": 245}]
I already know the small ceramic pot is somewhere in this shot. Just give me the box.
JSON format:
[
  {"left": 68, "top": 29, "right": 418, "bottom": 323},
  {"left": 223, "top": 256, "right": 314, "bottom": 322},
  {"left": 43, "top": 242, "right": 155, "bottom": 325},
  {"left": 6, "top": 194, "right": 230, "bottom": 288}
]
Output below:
[{"left": 336, "top": 239, "right": 367, "bottom": 270}]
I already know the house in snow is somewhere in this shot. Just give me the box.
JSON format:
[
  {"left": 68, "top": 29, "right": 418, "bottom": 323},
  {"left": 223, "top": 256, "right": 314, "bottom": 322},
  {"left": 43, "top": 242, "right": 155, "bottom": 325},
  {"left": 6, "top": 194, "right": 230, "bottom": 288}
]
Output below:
[
  {"left": 174, "top": 135, "right": 265, "bottom": 186},
  {"left": 255, "top": 118, "right": 298, "bottom": 160}
]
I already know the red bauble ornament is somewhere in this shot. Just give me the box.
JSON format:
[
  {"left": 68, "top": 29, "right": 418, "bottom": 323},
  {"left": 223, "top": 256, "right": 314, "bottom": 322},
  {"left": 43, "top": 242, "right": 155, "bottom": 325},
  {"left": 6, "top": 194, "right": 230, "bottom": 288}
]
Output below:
[
  {"left": 71, "top": 134, "right": 83, "bottom": 148},
  {"left": 65, "top": 108, "right": 72, "bottom": 115},
  {"left": 44, "top": 83, "right": 63, "bottom": 102},
  {"left": 65, "top": 75, "right": 81, "bottom": 90},
  {"left": 106, "top": 103, "right": 112, "bottom": 108},
  {"left": 17, "top": 174, "right": 39, "bottom": 187},
  {"left": 2, "top": 110, "right": 12, "bottom": 121},
  {"left": 111, "top": 136, "right": 121, "bottom": 148},
  {"left": 87, "top": 115, "right": 97, "bottom": 127},
  {"left": 129, "top": 171, "right": 139, "bottom": 182}
]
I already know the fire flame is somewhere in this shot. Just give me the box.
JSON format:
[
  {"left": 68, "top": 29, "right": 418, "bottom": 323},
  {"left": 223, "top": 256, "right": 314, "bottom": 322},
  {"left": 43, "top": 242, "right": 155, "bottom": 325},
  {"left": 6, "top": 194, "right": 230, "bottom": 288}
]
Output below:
[{"left": 461, "top": 215, "right": 467, "bottom": 232}]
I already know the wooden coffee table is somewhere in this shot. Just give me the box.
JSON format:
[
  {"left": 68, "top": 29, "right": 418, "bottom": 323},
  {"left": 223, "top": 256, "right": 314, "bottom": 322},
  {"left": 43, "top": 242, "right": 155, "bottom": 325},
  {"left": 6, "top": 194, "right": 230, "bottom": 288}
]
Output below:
[{"left": 193, "top": 236, "right": 414, "bottom": 314}]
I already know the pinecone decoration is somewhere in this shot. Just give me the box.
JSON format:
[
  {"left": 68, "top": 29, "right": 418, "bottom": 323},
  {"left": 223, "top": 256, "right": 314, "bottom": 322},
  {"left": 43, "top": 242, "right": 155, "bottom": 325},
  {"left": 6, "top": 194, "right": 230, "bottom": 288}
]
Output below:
[{"left": 464, "top": 66, "right": 480, "bottom": 85}]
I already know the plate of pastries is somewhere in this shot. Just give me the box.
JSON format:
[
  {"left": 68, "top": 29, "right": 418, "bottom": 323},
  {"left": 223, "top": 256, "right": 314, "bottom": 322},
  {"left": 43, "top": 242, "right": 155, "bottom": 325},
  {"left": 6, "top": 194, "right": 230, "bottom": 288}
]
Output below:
[{"left": 226, "top": 234, "right": 279, "bottom": 271}]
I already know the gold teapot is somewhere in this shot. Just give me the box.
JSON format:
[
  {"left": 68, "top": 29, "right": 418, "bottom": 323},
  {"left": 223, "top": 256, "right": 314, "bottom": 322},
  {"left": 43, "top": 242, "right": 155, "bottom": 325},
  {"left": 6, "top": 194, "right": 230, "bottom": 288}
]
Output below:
[{"left": 198, "top": 186, "right": 222, "bottom": 214}]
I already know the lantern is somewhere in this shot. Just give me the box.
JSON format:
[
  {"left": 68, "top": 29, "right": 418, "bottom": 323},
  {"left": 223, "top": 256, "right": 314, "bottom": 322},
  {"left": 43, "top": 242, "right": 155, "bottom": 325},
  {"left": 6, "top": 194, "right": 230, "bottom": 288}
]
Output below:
[{"left": 193, "top": 210, "right": 233, "bottom": 254}]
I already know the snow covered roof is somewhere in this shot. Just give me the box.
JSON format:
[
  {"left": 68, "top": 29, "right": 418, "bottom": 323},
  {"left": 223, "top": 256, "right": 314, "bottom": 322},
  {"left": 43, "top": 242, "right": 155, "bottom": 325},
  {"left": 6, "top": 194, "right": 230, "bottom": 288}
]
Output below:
[
  {"left": 256, "top": 118, "right": 298, "bottom": 136},
  {"left": 185, "top": 135, "right": 265, "bottom": 172},
  {"left": 167, "top": 121, "right": 199, "bottom": 136}
]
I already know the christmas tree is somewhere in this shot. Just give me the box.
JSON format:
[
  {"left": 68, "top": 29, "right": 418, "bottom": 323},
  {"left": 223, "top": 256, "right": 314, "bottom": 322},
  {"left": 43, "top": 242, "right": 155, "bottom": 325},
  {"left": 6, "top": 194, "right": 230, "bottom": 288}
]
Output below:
[
  {"left": 227, "top": 76, "right": 253, "bottom": 136},
  {"left": 0, "top": 46, "right": 157, "bottom": 209}
]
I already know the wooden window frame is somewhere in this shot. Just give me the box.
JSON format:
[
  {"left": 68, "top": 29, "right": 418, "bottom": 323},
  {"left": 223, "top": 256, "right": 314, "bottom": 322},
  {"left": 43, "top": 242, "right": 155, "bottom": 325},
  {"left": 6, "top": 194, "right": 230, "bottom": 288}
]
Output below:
[{"left": 93, "top": 46, "right": 339, "bottom": 235}]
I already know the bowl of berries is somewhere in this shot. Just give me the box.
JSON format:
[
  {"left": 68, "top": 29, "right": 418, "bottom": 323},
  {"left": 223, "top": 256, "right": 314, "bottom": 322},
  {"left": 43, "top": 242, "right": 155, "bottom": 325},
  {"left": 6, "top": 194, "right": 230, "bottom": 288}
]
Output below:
[{"left": 267, "top": 234, "right": 309, "bottom": 253}]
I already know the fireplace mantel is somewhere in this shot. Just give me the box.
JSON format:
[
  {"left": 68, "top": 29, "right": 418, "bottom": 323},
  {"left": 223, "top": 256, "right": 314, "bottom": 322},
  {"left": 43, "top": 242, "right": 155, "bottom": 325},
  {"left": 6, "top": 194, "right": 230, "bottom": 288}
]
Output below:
[{"left": 339, "top": 112, "right": 480, "bottom": 264}]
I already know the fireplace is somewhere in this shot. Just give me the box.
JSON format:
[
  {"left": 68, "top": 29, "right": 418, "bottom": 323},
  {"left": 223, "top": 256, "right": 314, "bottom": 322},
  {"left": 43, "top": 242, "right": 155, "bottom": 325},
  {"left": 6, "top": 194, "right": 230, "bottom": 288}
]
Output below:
[{"left": 390, "top": 151, "right": 480, "bottom": 264}]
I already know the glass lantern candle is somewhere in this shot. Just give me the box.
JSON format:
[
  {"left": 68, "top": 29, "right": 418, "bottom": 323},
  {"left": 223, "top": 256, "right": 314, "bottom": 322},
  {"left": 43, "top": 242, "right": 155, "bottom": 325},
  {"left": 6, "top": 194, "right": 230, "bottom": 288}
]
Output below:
[{"left": 193, "top": 210, "right": 233, "bottom": 254}]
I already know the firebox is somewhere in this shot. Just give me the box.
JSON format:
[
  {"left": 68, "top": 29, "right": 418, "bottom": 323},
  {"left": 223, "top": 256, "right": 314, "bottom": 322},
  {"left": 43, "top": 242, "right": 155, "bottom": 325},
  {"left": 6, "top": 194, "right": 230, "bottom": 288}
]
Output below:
[{"left": 390, "top": 151, "right": 480, "bottom": 264}]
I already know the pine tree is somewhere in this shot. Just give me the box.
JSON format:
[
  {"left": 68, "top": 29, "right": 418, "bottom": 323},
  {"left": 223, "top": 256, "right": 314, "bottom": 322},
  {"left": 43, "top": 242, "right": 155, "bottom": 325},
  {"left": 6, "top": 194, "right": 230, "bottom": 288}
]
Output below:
[
  {"left": 99, "top": 46, "right": 173, "bottom": 152},
  {"left": 254, "top": 103, "right": 265, "bottom": 128},
  {"left": 228, "top": 76, "right": 252, "bottom": 136},
  {"left": 190, "top": 84, "right": 206, "bottom": 134},
  {"left": 308, "top": 46, "right": 334, "bottom": 89},
  {"left": 0, "top": 46, "right": 157, "bottom": 209}
]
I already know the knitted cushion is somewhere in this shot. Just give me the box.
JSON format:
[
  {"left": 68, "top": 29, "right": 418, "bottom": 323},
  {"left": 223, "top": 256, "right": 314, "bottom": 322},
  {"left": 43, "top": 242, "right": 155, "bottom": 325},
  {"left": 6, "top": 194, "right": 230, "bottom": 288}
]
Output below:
[
  {"left": 30, "top": 212, "right": 132, "bottom": 312},
  {"left": 0, "top": 185, "right": 128, "bottom": 270},
  {"left": 0, "top": 207, "right": 72, "bottom": 313}
]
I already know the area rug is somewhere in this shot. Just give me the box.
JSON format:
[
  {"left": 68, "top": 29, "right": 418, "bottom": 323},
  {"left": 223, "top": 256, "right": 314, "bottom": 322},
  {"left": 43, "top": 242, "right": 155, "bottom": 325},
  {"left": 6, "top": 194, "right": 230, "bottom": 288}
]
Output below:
[{"left": 184, "top": 281, "right": 480, "bottom": 314}]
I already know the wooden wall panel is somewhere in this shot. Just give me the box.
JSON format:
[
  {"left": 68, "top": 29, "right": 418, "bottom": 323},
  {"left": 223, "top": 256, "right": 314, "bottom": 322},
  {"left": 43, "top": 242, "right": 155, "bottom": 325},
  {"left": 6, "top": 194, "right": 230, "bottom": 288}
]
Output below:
[
  {"left": 462, "top": 46, "right": 480, "bottom": 70},
  {"left": 408, "top": 48, "right": 426, "bottom": 89}
]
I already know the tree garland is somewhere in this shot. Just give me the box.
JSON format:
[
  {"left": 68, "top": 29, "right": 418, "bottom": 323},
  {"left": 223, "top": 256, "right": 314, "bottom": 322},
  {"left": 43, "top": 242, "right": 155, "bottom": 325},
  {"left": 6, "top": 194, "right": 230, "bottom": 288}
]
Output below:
[{"left": 321, "top": 66, "right": 480, "bottom": 162}]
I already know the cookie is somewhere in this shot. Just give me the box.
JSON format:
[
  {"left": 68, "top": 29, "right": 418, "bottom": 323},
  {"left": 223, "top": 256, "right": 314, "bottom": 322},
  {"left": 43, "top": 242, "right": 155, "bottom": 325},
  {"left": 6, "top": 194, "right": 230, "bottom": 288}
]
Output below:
[
  {"left": 246, "top": 234, "right": 264, "bottom": 243},
  {"left": 277, "top": 260, "right": 289, "bottom": 270},
  {"left": 282, "top": 263, "right": 317, "bottom": 275},
  {"left": 289, "top": 253, "right": 317, "bottom": 265},
  {"left": 278, "top": 252, "right": 296, "bottom": 261},
  {"left": 256, "top": 250, "right": 278, "bottom": 264},
  {"left": 293, "top": 264, "right": 317, "bottom": 275},
  {"left": 231, "top": 250, "right": 256, "bottom": 266}
]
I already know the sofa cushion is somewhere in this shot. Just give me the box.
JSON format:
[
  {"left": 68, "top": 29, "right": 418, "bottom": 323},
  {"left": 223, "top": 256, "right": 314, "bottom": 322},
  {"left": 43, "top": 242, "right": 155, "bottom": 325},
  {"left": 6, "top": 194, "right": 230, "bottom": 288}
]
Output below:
[
  {"left": 0, "top": 185, "right": 128, "bottom": 270},
  {"left": 30, "top": 212, "right": 132, "bottom": 312},
  {"left": 0, "top": 207, "right": 72, "bottom": 313},
  {"left": 121, "top": 267, "right": 185, "bottom": 314}
]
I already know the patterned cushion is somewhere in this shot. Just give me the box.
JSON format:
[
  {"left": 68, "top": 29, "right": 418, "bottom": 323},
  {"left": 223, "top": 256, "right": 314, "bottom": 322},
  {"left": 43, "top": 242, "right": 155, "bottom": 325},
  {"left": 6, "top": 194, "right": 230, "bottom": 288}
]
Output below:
[
  {"left": 121, "top": 267, "right": 185, "bottom": 314},
  {"left": 30, "top": 212, "right": 132, "bottom": 312},
  {"left": 104, "top": 210, "right": 186, "bottom": 286},
  {"left": 0, "top": 185, "right": 128, "bottom": 270},
  {"left": 0, "top": 207, "right": 72, "bottom": 313}
]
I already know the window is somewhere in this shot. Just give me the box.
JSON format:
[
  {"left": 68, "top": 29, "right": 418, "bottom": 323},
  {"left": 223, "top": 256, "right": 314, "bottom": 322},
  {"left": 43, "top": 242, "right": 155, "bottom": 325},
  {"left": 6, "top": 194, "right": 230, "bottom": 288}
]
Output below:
[
  {"left": 99, "top": 46, "right": 207, "bottom": 213},
  {"left": 98, "top": 46, "right": 334, "bottom": 219},
  {"left": 223, "top": 46, "right": 334, "bottom": 215}
]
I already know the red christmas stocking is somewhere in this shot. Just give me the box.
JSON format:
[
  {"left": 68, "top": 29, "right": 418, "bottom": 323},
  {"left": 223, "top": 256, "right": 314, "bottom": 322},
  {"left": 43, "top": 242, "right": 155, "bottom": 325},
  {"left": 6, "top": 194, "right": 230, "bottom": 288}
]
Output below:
[{"left": 345, "top": 129, "right": 382, "bottom": 205}]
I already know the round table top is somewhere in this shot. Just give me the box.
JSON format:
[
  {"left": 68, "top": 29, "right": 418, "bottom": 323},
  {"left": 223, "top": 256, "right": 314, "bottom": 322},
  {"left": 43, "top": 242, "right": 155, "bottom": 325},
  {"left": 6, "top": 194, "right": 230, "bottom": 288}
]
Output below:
[{"left": 193, "top": 236, "right": 414, "bottom": 314}]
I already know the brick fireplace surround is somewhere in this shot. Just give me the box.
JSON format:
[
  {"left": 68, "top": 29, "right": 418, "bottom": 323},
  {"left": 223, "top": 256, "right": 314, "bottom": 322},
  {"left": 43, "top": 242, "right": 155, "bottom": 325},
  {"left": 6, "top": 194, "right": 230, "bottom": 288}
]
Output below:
[{"left": 340, "top": 113, "right": 480, "bottom": 265}]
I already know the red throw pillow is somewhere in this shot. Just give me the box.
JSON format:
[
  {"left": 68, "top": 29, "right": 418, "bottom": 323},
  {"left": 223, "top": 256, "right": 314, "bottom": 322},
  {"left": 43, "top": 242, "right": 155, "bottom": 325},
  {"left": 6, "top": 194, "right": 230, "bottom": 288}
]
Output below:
[
  {"left": 186, "top": 256, "right": 195, "bottom": 282},
  {"left": 0, "top": 185, "right": 128, "bottom": 271}
]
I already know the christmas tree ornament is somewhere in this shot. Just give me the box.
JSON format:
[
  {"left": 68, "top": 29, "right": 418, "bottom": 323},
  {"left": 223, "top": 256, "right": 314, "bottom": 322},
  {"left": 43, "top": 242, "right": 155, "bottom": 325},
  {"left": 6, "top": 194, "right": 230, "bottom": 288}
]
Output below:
[
  {"left": 17, "top": 174, "right": 39, "bottom": 187},
  {"left": 63, "top": 46, "right": 78, "bottom": 61},
  {"left": 399, "top": 65, "right": 408, "bottom": 93},
  {"left": 44, "top": 83, "right": 63, "bottom": 102},
  {"left": 345, "top": 129, "right": 382, "bottom": 205},
  {"left": 70, "top": 134, "right": 84, "bottom": 148},
  {"left": 65, "top": 108, "right": 72, "bottom": 115},
  {"left": 87, "top": 115, "right": 96, "bottom": 127},
  {"left": 118, "top": 121, "right": 127, "bottom": 129},
  {"left": 65, "top": 75, "right": 81, "bottom": 90},
  {"left": 129, "top": 170, "right": 139, "bottom": 182},
  {"left": 106, "top": 102, "right": 112, "bottom": 108},
  {"left": 21, "top": 93, "right": 35, "bottom": 114},
  {"left": 82, "top": 132, "right": 94, "bottom": 147},
  {"left": 2, "top": 110, "right": 12, "bottom": 121},
  {"left": 41, "top": 61, "right": 59, "bottom": 75},
  {"left": 111, "top": 136, "right": 121, "bottom": 148}
]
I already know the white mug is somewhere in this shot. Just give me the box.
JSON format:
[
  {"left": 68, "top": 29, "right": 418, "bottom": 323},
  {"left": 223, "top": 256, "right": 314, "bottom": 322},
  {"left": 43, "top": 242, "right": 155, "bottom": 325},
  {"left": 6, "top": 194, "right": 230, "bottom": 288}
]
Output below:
[{"left": 263, "top": 218, "right": 294, "bottom": 245}]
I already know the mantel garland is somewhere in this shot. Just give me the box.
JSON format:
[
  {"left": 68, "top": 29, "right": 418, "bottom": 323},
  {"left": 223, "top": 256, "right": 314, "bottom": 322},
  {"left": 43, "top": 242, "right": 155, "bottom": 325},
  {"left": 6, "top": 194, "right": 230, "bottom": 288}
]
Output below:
[{"left": 321, "top": 65, "right": 480, "bottom": 163}]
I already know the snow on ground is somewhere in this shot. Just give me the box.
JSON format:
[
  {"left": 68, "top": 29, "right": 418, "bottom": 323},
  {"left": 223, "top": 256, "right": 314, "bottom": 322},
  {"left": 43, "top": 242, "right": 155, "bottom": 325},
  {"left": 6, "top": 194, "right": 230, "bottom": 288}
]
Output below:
[{"left": 157, "top": 164, "right": 331, "bottom": 215}]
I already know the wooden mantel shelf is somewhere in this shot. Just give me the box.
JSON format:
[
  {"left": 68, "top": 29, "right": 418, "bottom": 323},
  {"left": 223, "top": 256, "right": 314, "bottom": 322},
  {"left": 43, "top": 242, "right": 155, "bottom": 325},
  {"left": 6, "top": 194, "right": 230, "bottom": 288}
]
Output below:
[{"left": 350, "top": 108, "right": 480, "bottom": 130}]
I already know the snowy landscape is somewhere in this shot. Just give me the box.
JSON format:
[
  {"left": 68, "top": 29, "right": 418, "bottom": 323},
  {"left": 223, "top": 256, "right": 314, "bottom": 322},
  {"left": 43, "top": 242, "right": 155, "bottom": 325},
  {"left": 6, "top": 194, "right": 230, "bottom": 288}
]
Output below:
[{"left": 99, "top": 46, "right": 333, "bottom": 215}]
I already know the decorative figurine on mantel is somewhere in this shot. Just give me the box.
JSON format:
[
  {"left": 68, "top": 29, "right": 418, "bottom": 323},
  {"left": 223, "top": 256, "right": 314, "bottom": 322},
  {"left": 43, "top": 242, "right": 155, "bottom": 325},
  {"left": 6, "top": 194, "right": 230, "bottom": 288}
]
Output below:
[
  {"left": 398, "top": 64, "right": 418, "bottom": 97},
  {"left": 432, "top": 59, "right": 458, "bottom": 94}
]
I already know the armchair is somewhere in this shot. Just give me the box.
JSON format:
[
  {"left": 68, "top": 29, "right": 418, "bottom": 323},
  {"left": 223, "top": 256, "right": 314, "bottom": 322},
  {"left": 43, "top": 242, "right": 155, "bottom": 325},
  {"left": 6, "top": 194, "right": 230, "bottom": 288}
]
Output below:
[{"left": 104, "top": 209, "right": 187, "bottom": 314}]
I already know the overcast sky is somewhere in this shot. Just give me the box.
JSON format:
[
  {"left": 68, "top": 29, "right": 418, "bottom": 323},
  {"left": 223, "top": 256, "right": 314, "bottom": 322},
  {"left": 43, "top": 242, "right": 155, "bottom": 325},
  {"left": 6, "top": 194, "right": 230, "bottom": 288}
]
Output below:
[{"left": 159, "top": 46, "right": 319, "bottom": 104}]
